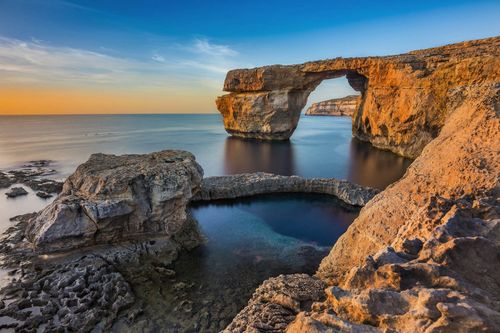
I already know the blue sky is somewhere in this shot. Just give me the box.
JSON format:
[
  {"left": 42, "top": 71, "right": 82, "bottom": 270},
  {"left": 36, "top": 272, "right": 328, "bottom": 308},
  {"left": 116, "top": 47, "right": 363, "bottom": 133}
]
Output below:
[{"left": 0, "top": 0, "right": 499, "bottom": 114}]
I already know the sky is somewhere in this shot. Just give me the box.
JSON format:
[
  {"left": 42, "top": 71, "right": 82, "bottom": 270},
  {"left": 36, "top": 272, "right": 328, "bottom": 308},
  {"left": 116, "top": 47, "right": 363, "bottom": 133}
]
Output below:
[{"left": 0, "top": 0, "right": 499, "bottom": 115}]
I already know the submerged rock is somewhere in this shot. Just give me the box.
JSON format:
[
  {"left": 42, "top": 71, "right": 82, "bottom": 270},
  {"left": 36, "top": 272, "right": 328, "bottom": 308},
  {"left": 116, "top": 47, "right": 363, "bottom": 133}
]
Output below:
[
  {"left": 0, "top": 161, "right": 63, "bottom": 193},
  {"left": 25, "top": 150, "right": 204, "bottom": 253},
  {"left": 194, "top": 172, "right": 379, "bottom": 206},
  {"left": 36, "top": 191, "right": 53, "bottom": 199},
  {"left": 5, "top": 187, "right": 28, "bottom": 198},
  {"left": 0, "top": 172, "right": 13, "bottom": 189}
]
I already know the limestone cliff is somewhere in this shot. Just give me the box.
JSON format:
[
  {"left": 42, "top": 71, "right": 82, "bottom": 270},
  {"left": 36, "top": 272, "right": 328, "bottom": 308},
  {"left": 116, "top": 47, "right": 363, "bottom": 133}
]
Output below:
[
  {"left": 305, "top": 95, "right": 360, "bottom": 116},
  {"left": 217, "top": 36, "right": 500, "bottom": 158}
]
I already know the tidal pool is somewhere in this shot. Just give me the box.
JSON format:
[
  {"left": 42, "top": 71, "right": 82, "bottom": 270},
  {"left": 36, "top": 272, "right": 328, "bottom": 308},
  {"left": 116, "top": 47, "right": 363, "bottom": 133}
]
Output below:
[{"left": 114, "top": 193, "right": 359, "bottom": 332}]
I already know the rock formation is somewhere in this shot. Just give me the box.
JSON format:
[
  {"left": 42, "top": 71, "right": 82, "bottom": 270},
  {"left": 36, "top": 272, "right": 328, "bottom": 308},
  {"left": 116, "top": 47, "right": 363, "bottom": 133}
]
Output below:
[
  {"left": 25, "top": 150, "right": 204, "bottom": 253},
  {"left": 0, "top": 160, "right": 63, "bottom": 193},
  {"left": 217, "top": 36, "right": 499, "bottom": 158},
  {"left": 223, "top": 39, "right": 500, "bottom": 332},
  {"left": 194, "top": 173, "right": 378, "bottom": 206},
  {"left": 305, "top": 95, "right": 360, "bottom": 117}
]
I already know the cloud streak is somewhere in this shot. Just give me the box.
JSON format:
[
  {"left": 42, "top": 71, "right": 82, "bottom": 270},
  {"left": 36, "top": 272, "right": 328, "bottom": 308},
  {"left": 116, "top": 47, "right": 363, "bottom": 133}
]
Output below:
[{"left": 0, "top": 36, "right": 248, "bottom": 90}]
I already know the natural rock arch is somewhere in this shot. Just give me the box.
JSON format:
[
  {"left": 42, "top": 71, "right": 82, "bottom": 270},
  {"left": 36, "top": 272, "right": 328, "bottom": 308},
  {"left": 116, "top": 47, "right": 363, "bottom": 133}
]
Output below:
[{"left": 216, "top": 37, "right": 499, "bottom": 158}]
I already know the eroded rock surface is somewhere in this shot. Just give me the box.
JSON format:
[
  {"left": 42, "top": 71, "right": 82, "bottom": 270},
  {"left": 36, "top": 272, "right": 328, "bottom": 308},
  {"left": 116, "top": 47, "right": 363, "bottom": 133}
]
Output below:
[
  {"left": 305, "top": 95, "right": 360, "bottom": 117},
  {"left": 25, "top": 150, "right": 204, "bottom": 253},
  {"left": 0, "top": 212, "right": 203, "bottom": 332},
  {"left": 194, "top": 173, "right": 379, "bottom": 206},
  {"left": 223, "top": 274, "right": 327, "bottom": 333},
  {"left": 217, "top": 36, "right": 499, "bottom": 158}
]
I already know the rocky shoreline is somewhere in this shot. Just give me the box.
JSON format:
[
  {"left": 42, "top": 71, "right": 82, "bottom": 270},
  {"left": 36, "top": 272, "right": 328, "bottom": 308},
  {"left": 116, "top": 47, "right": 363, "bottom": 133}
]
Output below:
[
  {"left": 0, "top": 151, "right": 374, "bottom": 332},
  {"left": 1, "top": 160, "right": 63, "bottom": 199}
]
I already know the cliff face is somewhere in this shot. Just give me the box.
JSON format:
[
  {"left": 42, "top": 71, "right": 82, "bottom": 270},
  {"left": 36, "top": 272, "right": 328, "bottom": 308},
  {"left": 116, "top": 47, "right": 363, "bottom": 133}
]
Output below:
[
  {"left": 305, "top": 95, "right": 360, "bottom": 116},
  {"left": 217, "top": 37, "right": 500, "bottom": 158}
]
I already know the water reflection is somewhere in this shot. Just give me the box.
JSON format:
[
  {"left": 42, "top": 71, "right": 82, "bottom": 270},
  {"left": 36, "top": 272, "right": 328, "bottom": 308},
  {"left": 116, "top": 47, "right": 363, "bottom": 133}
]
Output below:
[
  {"left": 223, "top": 137, "right": 296, "bottom": 175},
  {"left": 347, "top": 138, "right": 413, "bottom": 189},
  {"left": 223, "top": 132, "right": 412, "bottom": 190}
]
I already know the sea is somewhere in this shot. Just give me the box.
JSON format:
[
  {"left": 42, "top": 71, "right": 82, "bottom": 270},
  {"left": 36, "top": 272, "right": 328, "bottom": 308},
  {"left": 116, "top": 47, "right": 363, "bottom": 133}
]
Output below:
[{"left": 0, "top": 114, "right": 412, "bottom": 331}]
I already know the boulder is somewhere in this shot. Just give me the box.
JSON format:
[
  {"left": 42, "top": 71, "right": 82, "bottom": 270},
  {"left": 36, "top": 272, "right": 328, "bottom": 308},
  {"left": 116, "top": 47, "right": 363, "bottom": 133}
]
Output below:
[
  {"left": 25, "top": 150, "right": 204, "bottom": 253},
  {"left": 5, "top": 187, "right": 28, "bottom": 198}
]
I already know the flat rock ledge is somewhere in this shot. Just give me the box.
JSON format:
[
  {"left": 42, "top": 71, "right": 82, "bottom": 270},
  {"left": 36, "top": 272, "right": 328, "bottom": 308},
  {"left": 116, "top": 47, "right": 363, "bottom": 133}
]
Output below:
[
  {"left": 25, "top": 150, "right": 204, "bottom": 253},
  {"left": 193, "top": 172, "right": 379, "bottom": 207}
]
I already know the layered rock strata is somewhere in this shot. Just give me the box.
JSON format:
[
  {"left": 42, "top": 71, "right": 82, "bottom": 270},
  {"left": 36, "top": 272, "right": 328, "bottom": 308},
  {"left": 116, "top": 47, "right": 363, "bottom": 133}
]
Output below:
[
  {"left": 224, "top": 82, "right": 500, "bottom": 332},
  {"left": 25, "top": 150, "right": 204, "bottom": 253},
  {"left": 305, "top": 95, "right": 360, "bottom": 116},
  {"left": 194, "top": 172, "right": 379, "bottom": 206},
  {"left": 217, "top": 36, "right": 500, "bottom": 158}
]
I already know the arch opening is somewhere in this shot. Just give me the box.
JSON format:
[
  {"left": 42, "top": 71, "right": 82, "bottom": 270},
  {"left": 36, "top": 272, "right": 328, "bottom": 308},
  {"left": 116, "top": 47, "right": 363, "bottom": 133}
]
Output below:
[{"left": 302, "top": 74, "right": 365, "bottom": 117}]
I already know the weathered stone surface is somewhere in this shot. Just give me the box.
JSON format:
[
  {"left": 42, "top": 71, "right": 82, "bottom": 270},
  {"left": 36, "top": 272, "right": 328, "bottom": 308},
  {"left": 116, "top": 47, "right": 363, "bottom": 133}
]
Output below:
[
  {"left": 25, "top": 150, "right": 204, "bottom": 253},
  {"left": 217, "top": 37, "right": 499, "bottom": 158},
  {"left": 305, "top": 95, "right": 360, "bottom": 117},
  {"left": 0, "top": 212, "right": 204, "bottom": 333},
  {"left": 223, "top": 274, "right": 327, "bottom": 333},
  {"left": 193, "top": 172, "right": 379, "bottom": 206}
]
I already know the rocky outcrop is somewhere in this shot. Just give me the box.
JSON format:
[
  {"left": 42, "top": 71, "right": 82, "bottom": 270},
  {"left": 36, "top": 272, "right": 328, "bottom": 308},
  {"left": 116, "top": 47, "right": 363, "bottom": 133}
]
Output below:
[
  {"left": 5, "top": 186, "right": 28, "bottom": 198},
  {"left": 223, "top": 274, "right": 327, "bottom": 333},
  {"left": 25, "top": 150, "right": 204, "bottom": 253},
  {"left": 305, "top": 95, "right": 360, "bottom": 117},
  {"left": 217, "top": 36, "right": 499, "bottom": 158},
  {"left": 194, "top": 173, "right": 379, "bottom": 206},
  {"left": 0, "top": 160, "right": 63, "bottom": 193},
  {"left": 223, "top": 80, "right": 499, "bottom": 330}
]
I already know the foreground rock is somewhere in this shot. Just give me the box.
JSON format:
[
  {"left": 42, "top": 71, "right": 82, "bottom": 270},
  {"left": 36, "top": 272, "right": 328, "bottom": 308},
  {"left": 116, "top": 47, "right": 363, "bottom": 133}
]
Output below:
[
  {"left": 305, "top": 95, "right": 360, "bottom": 117},
  {"left": 225, "top": 82, "right": 500, "bottom": 332},
  {"left": 25, "top": 150, "right": 204, "bottom": 253},
  {"left": 217, "top": 36, "right": 499, "bottom": 158},
  {"left": 194, "top": 172, "right": 379, "bottom": 206},
  {"left": 223, "top": 274, "right": 327, "bottom": 333},
  {"left": 0, "top": 213, "right": 202, "bottom": 332}
]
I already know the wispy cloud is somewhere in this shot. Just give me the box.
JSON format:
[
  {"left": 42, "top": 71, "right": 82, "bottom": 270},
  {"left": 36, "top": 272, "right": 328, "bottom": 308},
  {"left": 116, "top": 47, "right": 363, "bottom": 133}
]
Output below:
[
  {"left": 192, "top": 38, "right": 238, "bottom": 57},
  {"left": 151, "top": 54, "right": 166, "bottom": 63},
  {"left": 0, "top": 36, "right": 250, "bottom": 91}
]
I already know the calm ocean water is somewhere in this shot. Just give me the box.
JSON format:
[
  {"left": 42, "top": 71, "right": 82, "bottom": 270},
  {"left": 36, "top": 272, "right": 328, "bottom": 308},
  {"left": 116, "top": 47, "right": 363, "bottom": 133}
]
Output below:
[
  {"left": 0, "top": 114, "right": 411, "bottom": 186},
  {"left": 0, "top": 114, "right": 412, "bottom": 331}
]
